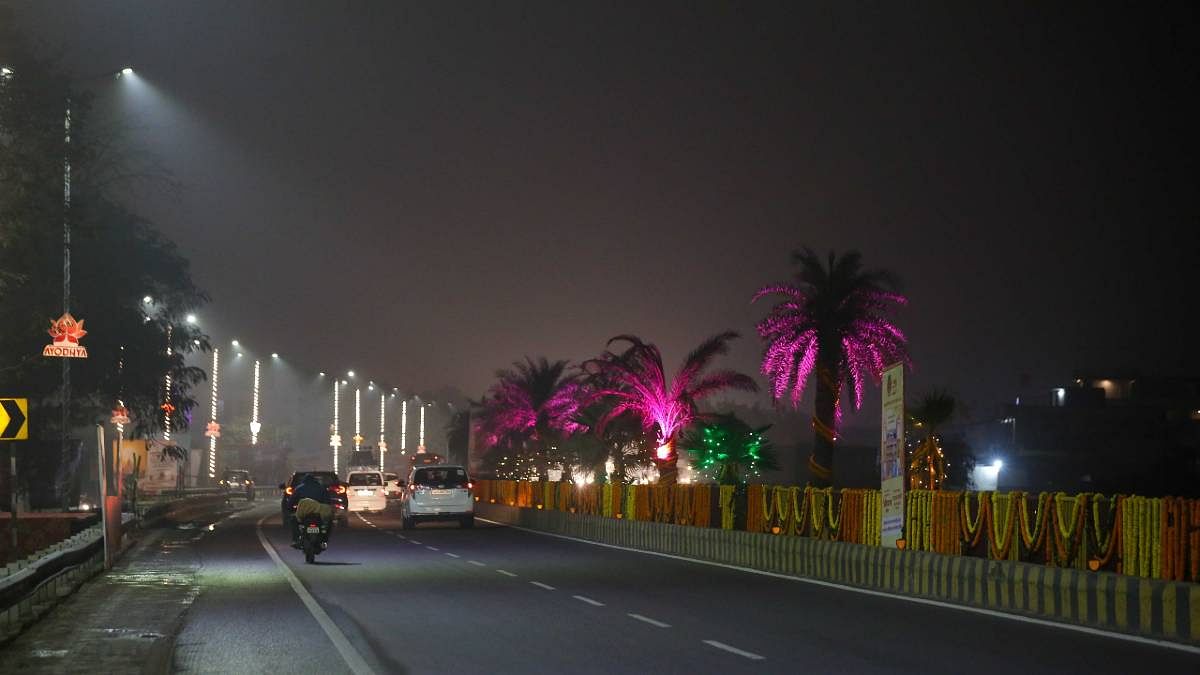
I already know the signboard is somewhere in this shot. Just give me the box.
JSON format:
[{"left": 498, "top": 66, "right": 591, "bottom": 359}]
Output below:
[
  {"left": 0, "top": 398, "right": 29, "bottom": 440},
  {"left": 139, "top": 441, "right": 182, "bottom": 494},
  {"left": 42, "top": 312, "right": 89, "bottom": 358},
  {"left": 880, "top": 363, "right": 905, "bottom": 548}
]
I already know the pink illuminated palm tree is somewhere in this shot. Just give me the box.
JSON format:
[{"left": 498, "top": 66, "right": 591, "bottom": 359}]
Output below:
[
  {"left": 473, "top": 357, "right": 585, "bottom": 477},
  {"left": 584, "top": 332, "right": 757, "bottom": 484},
  {"left": 753, "top": 247, "right": 908, "bottom": 487}
]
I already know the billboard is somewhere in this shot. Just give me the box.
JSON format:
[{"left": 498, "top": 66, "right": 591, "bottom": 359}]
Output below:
[{"left": 880, "top": 363, "right": 905, "bottom": 548}]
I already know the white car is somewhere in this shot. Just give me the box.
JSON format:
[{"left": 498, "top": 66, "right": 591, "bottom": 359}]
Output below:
[
  {"left": 401, "top": 464, "right": 474, "bottom": 529},
  {"left": 383, "top": 472, "right": 404, "bottom": 500},
  {"left": 345, "top": 470, "right": 388, "bottom": 513}
]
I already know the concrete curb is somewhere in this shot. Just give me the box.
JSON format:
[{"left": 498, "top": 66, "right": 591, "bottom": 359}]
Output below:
[{"left": 477, "top": 503, "right": 1200, "bottom": 647}]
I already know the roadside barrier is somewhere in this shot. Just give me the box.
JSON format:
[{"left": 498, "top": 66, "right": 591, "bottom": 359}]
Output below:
[{"left": 474, "top": 480, "right": 1200, "bottom": 582}]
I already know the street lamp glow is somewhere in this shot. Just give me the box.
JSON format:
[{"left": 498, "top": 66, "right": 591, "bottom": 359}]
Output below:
[
  {"left": 992, "top": 459, "right": 1004, "bottom": 470},
  {"left": 319, "top": 371, "right": 325, "bottom": 377},
  {"left": 231, "top": 339, "right": 239, "bottom": 347},
  {"left": 142, "top": 295, "right": 152, "bottom": 304},
  {"left": 185, "top": 314, "right": 197, "bottom": 324},
  {"left": 0, "top": 67, "right": 12, "bottom": 77},
  {"left": 121, "top": 67, "right": 133, "bottom": 76},
  {"left": 347, "top": 370, "right": 355, "bottom": 378},
  {"left": 271, "top": 352, "right": 279, "bottom": 359}
]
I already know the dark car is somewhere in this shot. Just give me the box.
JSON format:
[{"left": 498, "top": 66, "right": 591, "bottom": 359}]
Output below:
[
  {"left": 280, "top": 470, "right": 348, "bottom": 527},
  {"left": 220, "top": 469, "right": 255, "bottom": 500}
]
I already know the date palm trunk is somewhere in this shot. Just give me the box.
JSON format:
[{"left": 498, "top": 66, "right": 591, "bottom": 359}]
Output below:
[{"left": 809, "top": 356, "right": 839, "bottom": 488}]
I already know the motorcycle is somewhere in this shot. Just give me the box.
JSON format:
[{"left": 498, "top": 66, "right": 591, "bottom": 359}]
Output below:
[{"left": 297, "top": 514, "right": 329, "bottom": 564}]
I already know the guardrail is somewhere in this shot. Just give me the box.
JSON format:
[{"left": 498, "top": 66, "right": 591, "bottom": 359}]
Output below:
[{"left": 0, "top": 523, "right": 105, "bottom": 643}]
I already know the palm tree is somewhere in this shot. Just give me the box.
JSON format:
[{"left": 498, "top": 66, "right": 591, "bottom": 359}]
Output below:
[
  {"left": 677, "top": 414, "right": 779, "bottom": 485},
  {"left": 472, "top": 357, "right": 585, "bottom": 479},
  {"left": 907, "top": 390, "right": 956, "bottom": 490},
  {"left": 753, "top": 247, "right": 908, "bottom": 487},
  {"left": 583, "top": 332, "right": 758, "bottom": 484}
]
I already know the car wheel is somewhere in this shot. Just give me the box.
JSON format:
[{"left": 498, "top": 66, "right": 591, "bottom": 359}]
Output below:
[{"left": 460, "top": 515, "right": 474, "bottom": 529}]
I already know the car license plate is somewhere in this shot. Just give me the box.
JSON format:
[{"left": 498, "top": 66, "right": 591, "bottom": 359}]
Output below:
[
  {"left": 356, "top": 489, "right": 373, "bottom": 496},
  {"left": 432, "top": 489, "right": 451, "bottom": 496},
  {"left": 306, "top": 525, "right": 320, "bottom": 533}
]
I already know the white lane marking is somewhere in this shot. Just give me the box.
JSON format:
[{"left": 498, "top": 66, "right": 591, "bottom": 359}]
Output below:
[
  {"left": 255, "top": 515, "right": 375, "bottom": 675},
  {"left": 468, "top": 560, "right": 485, "bottom": 566},
  {"left": 410, "top": 540, "right": 422, "bottom": 545},
  {"left": 627, "top": 613, "right": 670, "bottom": 628},
  {"left": 572, "top": 595, "right": 604, "bottom": 607},
  {"left": 396, "top": 534, "right": 406, "bottom": 539},
  {"left": 703, "top": 640, "right": 765, "bottom": 661},
  {"left": 496, "top": 569, "right": 518, "bottom": 577},
  {"left": 426, "top": 546, "right": 440, "bottom": 552},
  {"left": 529, "top": 581, "right": 556, "bottom": 591},
  {"left": 478, "top": 518, "right": 1200, "bottom": 656},
  {"left": 445, "top": 552, "right": 461, "bottom": 558}
]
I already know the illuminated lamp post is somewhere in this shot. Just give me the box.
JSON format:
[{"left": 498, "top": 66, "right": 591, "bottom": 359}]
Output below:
[
  {"left": 330, "top": 381, "right": 342, "bottom": 473},
  {"left": 378, "top": 394, "right": 387, "bottom": 471},
  {"left": 249, "top": 359, "right": 261, "bottom": 444},
  {"left": 205, "top": 348, "right": 221, "bottom": 479}
]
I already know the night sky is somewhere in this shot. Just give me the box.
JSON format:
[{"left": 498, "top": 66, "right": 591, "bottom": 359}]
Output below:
[{"left": 7, "top": 2, "right": 1197, "bottom": 434}]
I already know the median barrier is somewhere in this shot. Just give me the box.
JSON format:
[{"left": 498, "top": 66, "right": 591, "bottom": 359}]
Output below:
[{"left": 477, "top": 501, "right": 1200, "bottom": 646}]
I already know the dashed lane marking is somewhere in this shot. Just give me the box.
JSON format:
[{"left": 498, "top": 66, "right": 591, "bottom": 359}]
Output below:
[
  {"left": 445, "top": 552, "right": 461, "bottom": 558},
  {"left": 496, "top": 569, "right": 518, "bottom": 577},
  {"left": 627, "top": 613, "right": 670, "bottom": 628},
  {"left": 426, "top": 546, "right": 440, "bottom": 552},
  {"left": 255, "top": 515, "right": 376, "bottom": 675},
  {"left": 468, "top": 560, "right": 485, "bottom": 566},
  {"left": 573, "top": 595, "right": 604, "bottom": 607},
  {"left": 703, "top": 640, "right": 765, "bottom": 661},
  {"left": 410, "top": 540, "right": 422, "bottom": 545},
  {"left": 530, "top": 581, "right": 556, "bottom": 591}
]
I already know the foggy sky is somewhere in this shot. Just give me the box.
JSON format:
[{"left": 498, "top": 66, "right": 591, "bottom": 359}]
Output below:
[{"left": 7, "top": 1, "right": 1197, "bottom": 432}]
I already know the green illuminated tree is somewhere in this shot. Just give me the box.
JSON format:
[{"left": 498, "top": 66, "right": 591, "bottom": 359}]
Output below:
[{"left": 677, "top": 414, "right": 778, "bottom": 485}]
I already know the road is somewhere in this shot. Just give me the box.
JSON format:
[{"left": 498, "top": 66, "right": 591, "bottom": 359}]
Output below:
[{"left": 165, "top": 501, "right": 1197, "bottom": 674}]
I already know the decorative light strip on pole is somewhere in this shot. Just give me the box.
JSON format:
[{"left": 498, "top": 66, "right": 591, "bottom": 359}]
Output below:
[
  {"left": 419, "top": 403, "right": 425, "bottom": 450},
  {"left": 206, "top": 348, "right": 221, "bottom": 479},
  {"left": 163, "top": 325, "right": 172, "bottom": 442},
  {"left": 401, "top": 400, "right": 407, "bottom": 453},
  {"left": 354, "top": 388, "right": 362, "bottom": 451},
  {"left": 378, "top": 394, "right": 387, "bottom": 471},
  {"left": 249, "top": 359, "right": 261, "bottom": 444},
  {"left": 330, "top": 381, "right": 342, "bottom": 474}
]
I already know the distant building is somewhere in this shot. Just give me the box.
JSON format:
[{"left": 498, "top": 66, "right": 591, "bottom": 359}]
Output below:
[{"left": 998, "top": 374, "right": 1200, "bottom": 496}]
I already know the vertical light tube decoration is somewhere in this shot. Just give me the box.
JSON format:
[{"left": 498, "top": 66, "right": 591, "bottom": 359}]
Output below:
[
  {"left": 249, "top": 359, "right": 261, "bottom": 444},
  {"left": 354, "top": 388, "right": 362, "bottom": 451},
  {"left": 378, "top": 394, "right": 387, "bottom": 471},
  {"left": 163, "top": 325, "right": 173, "bottom": 442},
  {"left": 208, "top": 348, "right": 219, "bottom": 479},
  {"left": 401, "top": 400, "right": 408, "bottom": 452},
  {"left": 331, "top": 382, "right": 341, "bottom": 474},
  {"left": 419, "top": 403, "right": 426, "bottom": 450}
]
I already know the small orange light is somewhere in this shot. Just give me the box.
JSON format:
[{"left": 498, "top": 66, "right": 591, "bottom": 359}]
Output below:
[
  {"left": 896, "top": 539, "right": 907, "bottom": 550},
  {"left": 1088, "top": 559, "right": 1101, "bottom": 571},
  {"left": 490, "top": 498, "right": 496, "bottom": 503},
  {"left": 770, "top": 526, "right": 781, "bottom": 535},
  {"left": 615, "top": 513, "right": 623, "bottom": 519},
  {"left": 536, "top": 504, "right": 543, "bottom": 510}
]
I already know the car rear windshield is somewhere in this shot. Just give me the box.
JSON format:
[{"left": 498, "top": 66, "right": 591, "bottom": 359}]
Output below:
[
  {"left": 413, "top": 467, "right": 468, "bottom": 488},
  {"left": 292, "top": 472, "right": 338, "bottom": 487},
  {"left": 224, "top": 472, "right": 249, "bottom": 480},
  {"left": 348, "top": 473, "right": 383, "bottom": 486}
]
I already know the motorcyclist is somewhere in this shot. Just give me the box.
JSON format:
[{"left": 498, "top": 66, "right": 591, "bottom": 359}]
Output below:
[{"left": 290, "top": 474, "right": 334, "bottom": 546}]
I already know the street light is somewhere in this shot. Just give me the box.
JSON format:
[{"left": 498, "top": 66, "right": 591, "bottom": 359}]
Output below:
[{"left": 185, "top": 313, "right": 197, "bottom": 324}]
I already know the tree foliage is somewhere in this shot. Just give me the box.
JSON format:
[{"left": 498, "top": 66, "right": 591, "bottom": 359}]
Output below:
[
  {"left": 677, "top": 414, "right": 778, "bottom": 485},
  {"left": 0, "top": 28, "right": 209, "bottom": 441}
]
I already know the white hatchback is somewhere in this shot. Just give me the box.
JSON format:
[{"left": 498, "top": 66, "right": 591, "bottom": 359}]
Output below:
[
  {"left": 401, "top": 465, "right": 474, "bottom": 528},
  {"left": 345, "top": 471, "right": 389, "bottom": 513}
]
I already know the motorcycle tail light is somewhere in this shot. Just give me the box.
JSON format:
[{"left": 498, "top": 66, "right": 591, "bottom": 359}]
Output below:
[
  {"left": 335, "top": 485, "right": 347, "bottom": 495},
  {"left": 285, "top": 486, "right": 294, "bottom": 495}
]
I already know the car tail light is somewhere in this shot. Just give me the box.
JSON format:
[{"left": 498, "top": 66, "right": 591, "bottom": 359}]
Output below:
[
  {"left": 408, "top": 483, "right": 417, "bottom": 491},
  {"left": 285, "top": 486, "right": 294, "bottom": 495},
  {"left": 467, "top": 482, "right": 473, "bottom": 489},
  {"left": 335, "top": 485, "right": 347, "bottom": 495}
]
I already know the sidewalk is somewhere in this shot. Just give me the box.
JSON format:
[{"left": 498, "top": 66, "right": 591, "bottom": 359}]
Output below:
[{"left": 0, "top": 504, "right": 243, "bottom": 674}]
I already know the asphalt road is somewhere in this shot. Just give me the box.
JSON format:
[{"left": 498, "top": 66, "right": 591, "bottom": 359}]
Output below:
[{"left": 168, "top": 501, "right": 1198, "bottom": 674}]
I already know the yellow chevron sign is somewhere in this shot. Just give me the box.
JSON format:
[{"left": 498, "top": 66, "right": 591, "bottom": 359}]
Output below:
[{"left": 0, "top": 398, "right": 29, "bottom": 440}]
